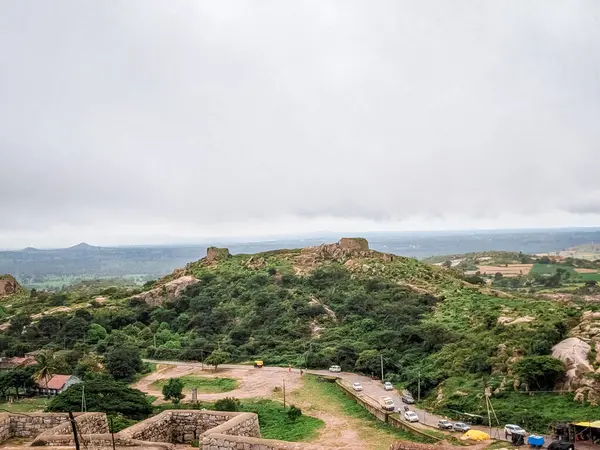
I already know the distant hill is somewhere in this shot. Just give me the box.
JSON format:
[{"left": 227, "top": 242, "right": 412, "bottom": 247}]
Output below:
[{"left": 3, "top": 228, "right": 600, "bottom": 288}]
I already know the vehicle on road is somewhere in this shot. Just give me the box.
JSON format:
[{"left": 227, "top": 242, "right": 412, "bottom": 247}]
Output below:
[
  {"left": 453, "top": 422, "right": 470, "bottom": 432},
  {"left": 401, "top": 394, "right": 415, "bottom": 404},
  {"left": 438, "top": 420, "right": 453, "bottom": 430},
  {"left": 383, "top": 381, "right": 393, "bottom": 391},
  {"left": 379, "top": 396, "right": 395, "bottom": 411},
  {"left": 404, "top": 411, "right": 419, "bottom": 423},
  {"left": 352, "top": 382, "right": 363, "bottom": 391},
  {"left": 253, "top": 360, "right": 263, "bottom": 368},
  {"left": 328, "top": 365, "right": 341, "bottom": 372},
  {"left": 505, "top": 424, "right": 526, "bottom": 437}
]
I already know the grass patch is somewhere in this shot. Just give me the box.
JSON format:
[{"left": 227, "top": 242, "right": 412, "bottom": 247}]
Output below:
[
  {"left": 241, "top": 399, "right": 324, "bottom": 441},
  {"left": 288, "top": 376, "right": 434, "bottom": 450},
  {"left": 150, "top": 376, "right": 238, "bottom": 394},
  {"left": 0, "top": 397, "right": 48, "bottom": 413}
]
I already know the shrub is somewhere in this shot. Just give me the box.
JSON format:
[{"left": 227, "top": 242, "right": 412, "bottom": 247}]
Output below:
[
  {"left": 287, "top": 405, "right": 302, "bottom": 422},
  {"left": 214, "top": 397, "right": 241, "bottom": 412}
]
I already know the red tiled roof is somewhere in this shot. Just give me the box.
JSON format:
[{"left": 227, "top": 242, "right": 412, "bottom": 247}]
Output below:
[
  {"left": 9, "top": 357, "right": 36, "bottom": 367},
  {"left": 38, "top": 374, "right": 71, "bottom": 390}
]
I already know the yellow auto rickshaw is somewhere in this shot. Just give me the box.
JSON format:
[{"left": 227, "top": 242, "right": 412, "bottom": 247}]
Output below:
[{"left": 254, "top": 360, "right": 263, "bottom": 368}]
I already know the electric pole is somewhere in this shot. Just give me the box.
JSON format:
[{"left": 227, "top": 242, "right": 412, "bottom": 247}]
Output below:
[
  {"left": 417, "top": 371, "right": 421, "bottom": 402},
  {"left": 380, "top": 354, "right": 384, "bottom": 381},
  {"left": 283, "top": 379, "right": 286, "bottom": 410}
]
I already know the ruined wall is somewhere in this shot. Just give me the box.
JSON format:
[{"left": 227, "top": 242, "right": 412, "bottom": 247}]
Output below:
[
  {"left": 119, "top": 410, "right": 238, "bottom": 444},
  {"left": 201, "top": 434, "right": 312, "bottom": 450},
  {"left": 9, "top": 413, "right": 76, "bottom": 438},
  {"left": 0, "top": 414, "right": 11, "bottom": 443},
  {"left": 338, "top": 238, "right": 369, "bottom": 251},
  {"left": 200, "top": 412, "right": 260, "bottom": 438},
  {"left": 206, "top": 247, "right": 230, "bottom": 262}
]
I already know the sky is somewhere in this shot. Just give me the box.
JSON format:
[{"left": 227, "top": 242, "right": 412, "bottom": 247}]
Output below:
[{"left": 1, "top": 1, "right": 599, "bottom": 249}]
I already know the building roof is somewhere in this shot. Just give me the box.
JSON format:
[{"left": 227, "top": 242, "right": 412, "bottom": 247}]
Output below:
[{"left": 38, "top": 374, "right": 72, "bottom": 390}]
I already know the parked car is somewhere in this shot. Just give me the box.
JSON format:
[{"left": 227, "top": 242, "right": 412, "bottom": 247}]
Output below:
[
  {"left": 383, "top": 381, "right": 394, "bottom": 391},
  {"left": 328, "top": 365, "right": 341, "bottom": 373},
  {"left": 438, "top": 420, "right": 454, "bottom": 430},
  {"left": 401, "top": 395, "right": 415, "bottom": 404},
  {"left": 404, "top": 411, "right": 419, "bottom": 423},
  {"left": 352, "top": 382, "right": 363, "bottom": 391},
  {"left": 505, "top": 424, "right": 526, "bottom": 437},
  {"left": 453, "top": 422, "right": 470, "bottom": 432},
  {"left": 378, "top": 396, "right": 395, "bottom": 411}
]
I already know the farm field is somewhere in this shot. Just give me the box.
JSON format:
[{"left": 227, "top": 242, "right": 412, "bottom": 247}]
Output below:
[
  {"left": 530, "top": 264, "right": 600, "bottom": 281},
  {"left": 475, "top": 264, "right": 533, "bottom": 277}
]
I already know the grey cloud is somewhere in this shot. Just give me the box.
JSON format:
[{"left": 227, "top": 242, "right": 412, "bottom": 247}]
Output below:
[{"left": 1, "top": 0, "right": 599, "bottom": 246}]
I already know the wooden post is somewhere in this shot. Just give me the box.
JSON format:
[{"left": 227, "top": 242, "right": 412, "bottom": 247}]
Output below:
[
  {"left": 68, "top": 411, "right": 80, "bottom": 450},
  {"left": 283, "top": 379, "right": 286, "bottom": 410},
  {"left": 110, "top": 416, "right": 116, "bottom": 450}
]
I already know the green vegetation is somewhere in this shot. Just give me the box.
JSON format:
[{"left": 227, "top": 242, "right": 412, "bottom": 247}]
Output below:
[
  {"left": 0, "top": 242, "right": 596, "bottom": 431},
  {"left": 45, "top": 379, "right": 152, "bottom": 419},
  {"left": 161, "top": 378, "right": 184, "bottom": 403},
  {"left": 240, "top": 399, "right": 323, "bottom": 442},
  {"left": 152, "top": 376, "right": 238, "bottom": 394}
]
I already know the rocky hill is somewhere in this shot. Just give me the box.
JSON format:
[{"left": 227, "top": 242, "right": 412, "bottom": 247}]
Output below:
[{"left": 0, "top": 238, "right": 595, "bottom": 432}]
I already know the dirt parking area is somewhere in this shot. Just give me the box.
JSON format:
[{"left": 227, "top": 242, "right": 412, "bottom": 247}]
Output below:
[{"left": 134, "top": 364, "right": 302, "bottom": 403}]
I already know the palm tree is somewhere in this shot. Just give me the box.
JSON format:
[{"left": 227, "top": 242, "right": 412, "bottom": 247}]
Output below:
[{"left": 34, "top": 350, "right": 57, "bottom": 392}]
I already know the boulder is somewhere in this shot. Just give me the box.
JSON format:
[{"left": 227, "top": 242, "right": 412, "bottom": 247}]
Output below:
[
  {"left": 130, "top": 276, "right": 199, "bottom": 307},
  {"left": 552, "top": 337, "right": 594, "bottom": 390},
  {"left": 339, "top": 238, "right": 369, "bottom": 251}
]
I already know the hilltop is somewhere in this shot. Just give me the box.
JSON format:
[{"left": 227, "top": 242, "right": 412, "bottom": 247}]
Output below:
[{"left": 2, "top": 238, "right": 599, "bottom": 432}]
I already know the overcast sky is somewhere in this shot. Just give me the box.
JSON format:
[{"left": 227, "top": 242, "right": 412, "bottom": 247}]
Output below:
[{"left": 1, "top": 1, "right": 599, "bottom": 248}]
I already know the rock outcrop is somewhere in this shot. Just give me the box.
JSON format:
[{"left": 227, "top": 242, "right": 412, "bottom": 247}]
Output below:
[
  {"left": 552, "top": 337, "right": 595, "bottom": 392},
  {"left": 130, "top": 276, "right": 199, "bottom": 307},
  {"left": 0, "top": 275, "right": 22, "bottom": 298}
]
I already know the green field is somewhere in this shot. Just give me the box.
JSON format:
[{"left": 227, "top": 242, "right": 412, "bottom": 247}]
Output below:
[
  {"left": 530, "top": 264, "right": 600, "bottom": 281},
  {"left": 150, "top": 376, "right": 238, "bottom": 394},
  {"left": 0, "top": 397, "right": 48, "bottom": 413}
]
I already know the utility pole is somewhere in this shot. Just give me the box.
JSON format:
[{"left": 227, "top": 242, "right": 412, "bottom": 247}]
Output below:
[
  {"left": 380, "top": 354, "right": 384, "bottom": 381},
  {"left": 283, "top": 379, "right": 286, "bottom": 410},
  {"left": 81, "top": 385, "right": 86, "bottom": 412},
  {"left": 68, "top": 411, "right": 81, "bottom": 450},
  {"left": 153, "top": 333, "right": 157, "bottom": 348},
  {"left": 417, "top": 371, "right": 421, "bottom": 402}
]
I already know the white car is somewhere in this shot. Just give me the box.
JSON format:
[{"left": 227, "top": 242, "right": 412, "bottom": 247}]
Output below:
[
  {"left": 383, "top": 381, "right": 394, "bottom": 391},
  {"left": 404, "top": 411, "right": 419, "bottom": 423},
  {"left": 352, "top": 382, "right": 363, "bottom": 391},
  {"left": 328, "top": 365, "right": 341, "bottom": 373},
  {"left": 505, "top": 424, "right": 526, "bottom": 436}
]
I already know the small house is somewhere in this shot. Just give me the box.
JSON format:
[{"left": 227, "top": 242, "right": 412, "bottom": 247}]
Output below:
[{"left": 34, "top": 374, "right": 81, "bottom": 396}]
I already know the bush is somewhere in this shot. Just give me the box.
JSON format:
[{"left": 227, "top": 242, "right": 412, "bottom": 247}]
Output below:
[
  {"left": 214, "top": 397, "right": 241, "bottom": 412},
  {"left": 162, "top": 378, "right": 185, "bottom": 404},
  {"left": 287, "top": 405, "right": 302, "bottom": 422}
]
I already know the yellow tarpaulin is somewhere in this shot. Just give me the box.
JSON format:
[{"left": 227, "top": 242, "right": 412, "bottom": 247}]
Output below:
[
  {"left": 574, "top": 421, "right": 600, "bottom": 429},
  {"left": 460, "top": 430, "right": 491, "bottom": 441}
]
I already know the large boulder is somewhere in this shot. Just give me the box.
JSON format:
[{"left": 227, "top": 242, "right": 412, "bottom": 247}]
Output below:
[
  {"left": 130, "top": 276, "right": 199, "bottom": 307},
  {"left": 0, "top": 275, "right": 22, "bottom": 297},
  {"left": 552, "top": 337, "right": 594, "bottom": 390},
  {"left": 206, "top": 247, "right": 230, "bottom": 262}
]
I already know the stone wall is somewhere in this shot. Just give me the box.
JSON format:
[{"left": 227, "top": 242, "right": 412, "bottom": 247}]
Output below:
[
  {"left": 201, "top": 434, "right": 314, "bottom": 449},
  {"left": 0, "top": 414, "right": 11, "bottom": 443},
  {"left": 31, "top": 412, "right": 109, "bottom": 446},
  {"left": 119, "top": 410, "right": 241, "bottom": 444},
  {"left": 200, "top": 412, "right": 260, "bottom": 438},
  {"left": 9, "top": 412, "right": 76, "bottom": 438}
]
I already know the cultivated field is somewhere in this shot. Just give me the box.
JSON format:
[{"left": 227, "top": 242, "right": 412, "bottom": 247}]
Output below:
[{"left": 475, "top": 264, "right": 533, "bottom": 277}]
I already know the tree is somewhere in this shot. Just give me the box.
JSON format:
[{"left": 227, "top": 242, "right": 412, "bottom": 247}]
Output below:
[
  {"left": 354, "top": 350, "right": 380, "bottom": 374},
  {"left": 162, "top": 378, "right": 184, "bottom": 404},
  {"left": 105, "top": 346, "right": 142, "bottom": 381},
  {"left": 34, "top": 350, "right": 58, "bottom": 389},
  {"left": 86, "top": 324, "right": 108, "bottom": 344},
  {"left": 513, "top": 356, "right": 565, "bottom": 391},
  {"left": 46, "top": 379, "right": 152, "bottom": 419},
  {"left": 214, "top": 397, "right": 240, "bottom": 411},
  {"left": 7, "top": 367, "right": 35, "bottom": 398},
  {"left": 494, "top": 272, "right": 503, "bottom": 281},
  {"left": 205, "top": 350, "right": 229, "bottom": 371}
]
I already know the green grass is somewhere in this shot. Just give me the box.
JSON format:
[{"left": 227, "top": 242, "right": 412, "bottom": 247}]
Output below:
[
  {"left": 241, "top": 399, "right": 324, "bottom": 441},
  {"left": 306, "top": 377, "right": 434, "bottom": 443},
  {"left": 150, "top": 376, "right": 238, "bottom": 393},
  {"left": 0, "top": 397, "right": 49, "bottom": 413}
]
